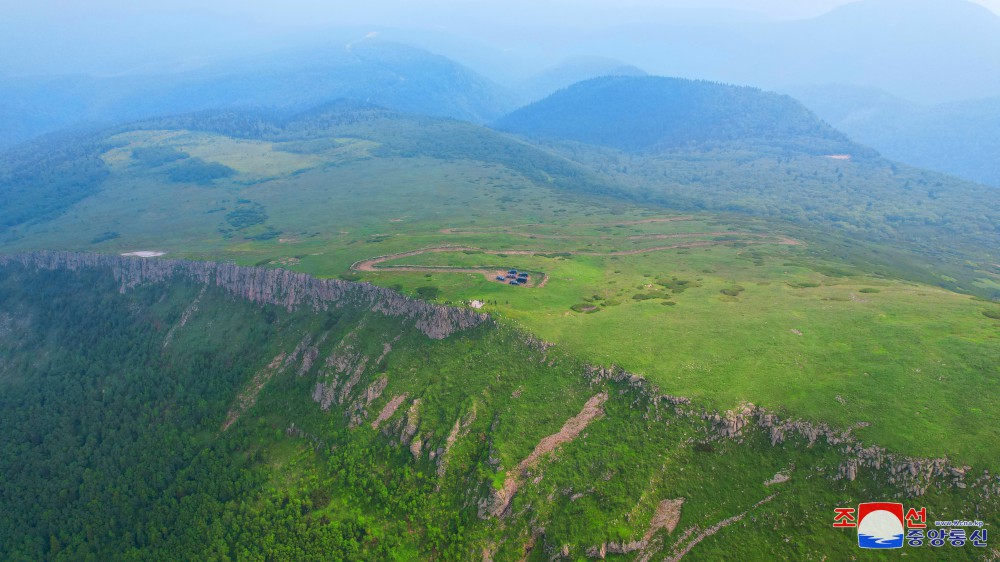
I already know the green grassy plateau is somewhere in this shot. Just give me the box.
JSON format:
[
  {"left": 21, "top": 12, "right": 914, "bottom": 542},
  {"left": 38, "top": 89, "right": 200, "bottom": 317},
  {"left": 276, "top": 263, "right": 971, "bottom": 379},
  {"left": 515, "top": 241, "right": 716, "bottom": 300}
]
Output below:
[
  {"left": 5, "top": 127, "right": 997, "bottom": 468},
  {"left": 2, "top": 114, "right": 999, "bottom": 560}
]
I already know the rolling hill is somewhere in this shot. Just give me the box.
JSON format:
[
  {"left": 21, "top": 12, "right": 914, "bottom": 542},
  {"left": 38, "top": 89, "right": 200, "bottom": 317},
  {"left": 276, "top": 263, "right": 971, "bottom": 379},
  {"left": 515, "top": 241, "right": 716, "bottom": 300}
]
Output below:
[
  {"left": 517, "top": 56, "right": 647, "bottom": 102},
  {"left": 494, "top": 76, "right": 1000, "bottom": 291},
  {"left": 3, "top": 89, "right": 998, "bottom": 297},
  {"left": 0, "top": 101, "right": 612, "bottom": 237},
  {"left": 496, "top": 76, "right": 862, "bottom": 155}
]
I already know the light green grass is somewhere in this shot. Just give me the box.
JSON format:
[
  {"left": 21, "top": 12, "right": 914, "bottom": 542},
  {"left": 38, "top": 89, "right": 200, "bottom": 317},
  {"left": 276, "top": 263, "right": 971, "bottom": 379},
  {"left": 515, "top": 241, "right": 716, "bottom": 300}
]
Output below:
[{"left": 7, "top": 147, "right": 1000, "bottom": 468}]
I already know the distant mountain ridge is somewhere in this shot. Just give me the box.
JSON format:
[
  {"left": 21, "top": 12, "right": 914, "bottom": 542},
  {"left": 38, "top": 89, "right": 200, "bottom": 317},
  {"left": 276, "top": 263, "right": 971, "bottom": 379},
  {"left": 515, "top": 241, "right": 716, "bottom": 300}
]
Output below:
[
  {"left": 518, "top": 56, "right": 647, "bottom": 102},
  {"left": 544, "top": 0, "right": 1000, "bottom": 104},
  {"left": 496, "top": 75, "right": 863, "bottom": 156},
  {"left": 0, "top": 39, "right": 516, "bottom": 150},
  {"left": 791, "top": 84, "right": 1000, "bottom": 187}
]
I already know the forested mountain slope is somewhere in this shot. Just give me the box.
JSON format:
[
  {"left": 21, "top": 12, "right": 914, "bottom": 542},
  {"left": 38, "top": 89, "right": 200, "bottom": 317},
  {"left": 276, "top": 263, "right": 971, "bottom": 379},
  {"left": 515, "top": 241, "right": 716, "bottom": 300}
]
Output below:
[
  {"left": 496, "top": 76, "right": 862, "bottom": 156},
  {"left": 1, "top": 253, "right": 995, "bottom": 560}
]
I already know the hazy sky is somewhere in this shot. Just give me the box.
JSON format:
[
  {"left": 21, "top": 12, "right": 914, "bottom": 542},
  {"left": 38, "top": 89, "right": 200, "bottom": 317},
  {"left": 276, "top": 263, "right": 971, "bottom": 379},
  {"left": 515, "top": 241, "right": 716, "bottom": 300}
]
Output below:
[
  {"left": 7, "top": 0, "right": 1000, "bottom": 23},
  {"left": 3, "top": 0, "right": 1000, "bottom": 76}
]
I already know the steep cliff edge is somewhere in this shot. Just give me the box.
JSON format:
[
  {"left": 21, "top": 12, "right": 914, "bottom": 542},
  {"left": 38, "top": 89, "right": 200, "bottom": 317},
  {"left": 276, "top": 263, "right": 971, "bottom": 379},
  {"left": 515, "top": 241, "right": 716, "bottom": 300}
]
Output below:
[
  {"left": 0, "top": 254, "right": 995, "bottom": 561},
  {"left": 0, "top": 251, "right": 486, "bottom": 339}
]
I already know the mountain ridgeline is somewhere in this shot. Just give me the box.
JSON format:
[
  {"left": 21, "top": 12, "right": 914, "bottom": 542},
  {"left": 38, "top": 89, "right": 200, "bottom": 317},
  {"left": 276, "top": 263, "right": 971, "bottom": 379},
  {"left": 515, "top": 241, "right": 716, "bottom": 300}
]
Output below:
[
  {"left": 1, "top": 253, "right": 996, "bottom": 560},
  {"left": 0, "top": 39, "right": 517, "bottom": 150},
  {"left": 791, "top": 84, "right": 1000, "bottom": 188},
  {"left": 1, "top": 251, "right": 485, "bottom": 339},
  {"left": 496, "top": 76, "right": 864, "bottom": 156},
  {"left": 517, "top": 57, "right": 648, "bottom": 103}
]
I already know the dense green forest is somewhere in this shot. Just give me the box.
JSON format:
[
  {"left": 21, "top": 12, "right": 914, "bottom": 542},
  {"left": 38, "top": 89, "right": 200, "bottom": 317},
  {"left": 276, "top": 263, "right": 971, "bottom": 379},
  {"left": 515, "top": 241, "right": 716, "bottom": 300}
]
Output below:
[
  {"left": 495, "top": 76, "right": 866, "bottom": 156},
  {"left": 0, "top": 130, "right": 109, "bottom": 229}
]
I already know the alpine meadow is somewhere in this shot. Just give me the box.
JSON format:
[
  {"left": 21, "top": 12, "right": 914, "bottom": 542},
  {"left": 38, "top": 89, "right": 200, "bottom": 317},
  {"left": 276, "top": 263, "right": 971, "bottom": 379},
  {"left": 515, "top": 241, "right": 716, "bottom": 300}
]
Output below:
[{"left": 1, "top": 1, "right": 999, "bottom": 560}]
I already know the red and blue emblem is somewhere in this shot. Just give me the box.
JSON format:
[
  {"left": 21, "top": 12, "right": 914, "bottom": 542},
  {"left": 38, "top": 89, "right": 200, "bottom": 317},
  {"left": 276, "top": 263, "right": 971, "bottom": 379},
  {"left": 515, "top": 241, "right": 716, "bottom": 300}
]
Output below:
[{"left": 857, "top": 502, "right": 905, "bottom": 549}]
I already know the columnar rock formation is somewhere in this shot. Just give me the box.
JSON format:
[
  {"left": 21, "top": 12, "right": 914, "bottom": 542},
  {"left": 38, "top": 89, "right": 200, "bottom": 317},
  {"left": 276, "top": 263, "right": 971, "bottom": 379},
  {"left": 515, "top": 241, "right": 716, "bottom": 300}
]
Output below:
[
  {"left": 585, "top": 364, "right": 980, "bottom": 498},
  {"left": 0, "top": 251, "right": 487, "bottom": 339}
]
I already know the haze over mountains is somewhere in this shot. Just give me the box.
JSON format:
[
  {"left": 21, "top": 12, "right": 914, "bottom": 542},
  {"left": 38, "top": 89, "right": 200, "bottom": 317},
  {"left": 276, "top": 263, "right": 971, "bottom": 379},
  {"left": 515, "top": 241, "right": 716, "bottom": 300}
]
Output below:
[
  {"left": 5, "top": 0, "right": 999, "bottom": 102},
  {"left": 790, "top": 84, "right": 1000, "bottom": 187},
  {"left": 2, "top": 0, "right": 998, "bottom": 189},
  {"left": 0, "top": 40, "right": 516, "bottom": 149},
  {"left": 4, "top": 1, "right": 1000, "bottom": 559}
]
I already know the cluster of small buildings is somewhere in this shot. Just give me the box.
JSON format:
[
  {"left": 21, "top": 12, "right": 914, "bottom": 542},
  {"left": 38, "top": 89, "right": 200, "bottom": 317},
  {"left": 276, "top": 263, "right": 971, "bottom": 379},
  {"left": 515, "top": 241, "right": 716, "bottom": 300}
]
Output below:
[{"left": 496, "top": 269, "right": 530, "bottom": 286}]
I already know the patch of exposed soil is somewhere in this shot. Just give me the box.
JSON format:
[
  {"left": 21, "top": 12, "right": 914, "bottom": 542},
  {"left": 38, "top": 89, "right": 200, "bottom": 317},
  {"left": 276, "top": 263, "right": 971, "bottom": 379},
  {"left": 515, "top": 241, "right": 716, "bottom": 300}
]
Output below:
[
  {"left": 487, "top": 392, "right": 608, "bottom": 517},
  {"left": 371, "top": 393, "right": 409, "bottom": 430},
  {"left": 222, "top": 352, "right": 287, "bottom": 431}
]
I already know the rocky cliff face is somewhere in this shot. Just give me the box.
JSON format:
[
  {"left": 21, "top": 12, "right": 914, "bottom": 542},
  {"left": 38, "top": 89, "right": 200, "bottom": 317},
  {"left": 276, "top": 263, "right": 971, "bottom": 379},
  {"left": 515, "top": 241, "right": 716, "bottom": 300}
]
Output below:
[
  {"left": 0, "top": 251, "right": 487, "bottom": 339},
  {"left": 586, "top": 364, "right": 993, "bottom": 499}
]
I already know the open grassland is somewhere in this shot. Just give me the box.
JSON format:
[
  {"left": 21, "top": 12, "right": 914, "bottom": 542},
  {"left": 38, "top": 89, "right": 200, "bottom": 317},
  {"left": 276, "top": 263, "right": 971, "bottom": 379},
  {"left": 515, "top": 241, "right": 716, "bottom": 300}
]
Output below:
[
  {"left": 351, "top": 231, "right": 1000, "bottom": 468},
  {"left": 4, "top": 139, "right": 999, "bottom": 468}
]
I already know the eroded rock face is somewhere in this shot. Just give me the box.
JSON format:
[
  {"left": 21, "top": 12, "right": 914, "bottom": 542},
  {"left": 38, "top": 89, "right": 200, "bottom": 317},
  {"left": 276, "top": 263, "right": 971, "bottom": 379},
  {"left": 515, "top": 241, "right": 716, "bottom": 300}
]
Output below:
[
  {"left": 0, "top": 251, "right": 487, "bottom": 339},
  {"left": 481, "top": 393, "right": 609, "bottom": 519},
  {"left": 589, "top": 362, "right": 977, "bottom": 499},
  {"left": 708, "top": 403, "right": 967, "bottom": 497}
]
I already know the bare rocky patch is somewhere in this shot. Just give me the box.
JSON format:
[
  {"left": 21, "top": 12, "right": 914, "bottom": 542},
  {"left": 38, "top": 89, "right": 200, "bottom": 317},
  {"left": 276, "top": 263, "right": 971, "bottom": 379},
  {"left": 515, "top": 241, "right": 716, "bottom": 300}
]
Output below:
[
  {"left": 663, "top": 494, "right": 777, "bottom": 562},
  {"left": 371, "top": 393, "right": 409, "bottom": 430},
  {"left": 162, "top": 284, "right": 206, "bottom": 349},
  {"left": 222, "top": 352, "right": 287, "bottom": 431},
  {"left": 483, "top": 392, "right": 608, "bottom": 518},
  {"left": 765, "top": 471, "right": 791, "bottom": 486},
  {"left": 437, "top": 406, "right": 478, "bottom": 485}
]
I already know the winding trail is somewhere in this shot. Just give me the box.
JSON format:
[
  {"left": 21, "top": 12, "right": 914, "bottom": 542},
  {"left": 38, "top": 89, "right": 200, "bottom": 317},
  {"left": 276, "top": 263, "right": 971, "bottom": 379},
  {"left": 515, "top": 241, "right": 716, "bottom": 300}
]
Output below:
[
  {"left": 351, "top": 221, "right": 801, "bottom": 288},
  {"left": 438, "top": 216, "right": 697, "bottom": 239}
]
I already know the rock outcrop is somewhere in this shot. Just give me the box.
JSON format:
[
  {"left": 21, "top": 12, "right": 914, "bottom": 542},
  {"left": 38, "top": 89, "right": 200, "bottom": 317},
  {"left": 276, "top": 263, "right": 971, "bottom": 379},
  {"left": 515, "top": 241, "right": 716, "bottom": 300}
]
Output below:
[
  {"left": 482, "top": 392, "right": 608, "bottom": 519},
  {"left": 370, "top": 394, "right": 409, "bottom": 430},
  {"left": 703, "top": 402, "right": 966, "bottom": 497},
  {"left": 585, "top": 360, "right": 977, "bottom": 499},
  {"left": 222, "top": 352, "right": 287, "bottom": 431},
  {"left": 0, "top": 251, "right": 487, "bottom": 339}
]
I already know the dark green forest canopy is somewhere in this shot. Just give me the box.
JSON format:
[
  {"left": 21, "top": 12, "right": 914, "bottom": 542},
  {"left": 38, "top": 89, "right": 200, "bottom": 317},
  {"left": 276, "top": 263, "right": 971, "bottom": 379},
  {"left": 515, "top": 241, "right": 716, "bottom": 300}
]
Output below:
[{"left": 495, "top": 76, "right": 866, "bottom": 155}]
